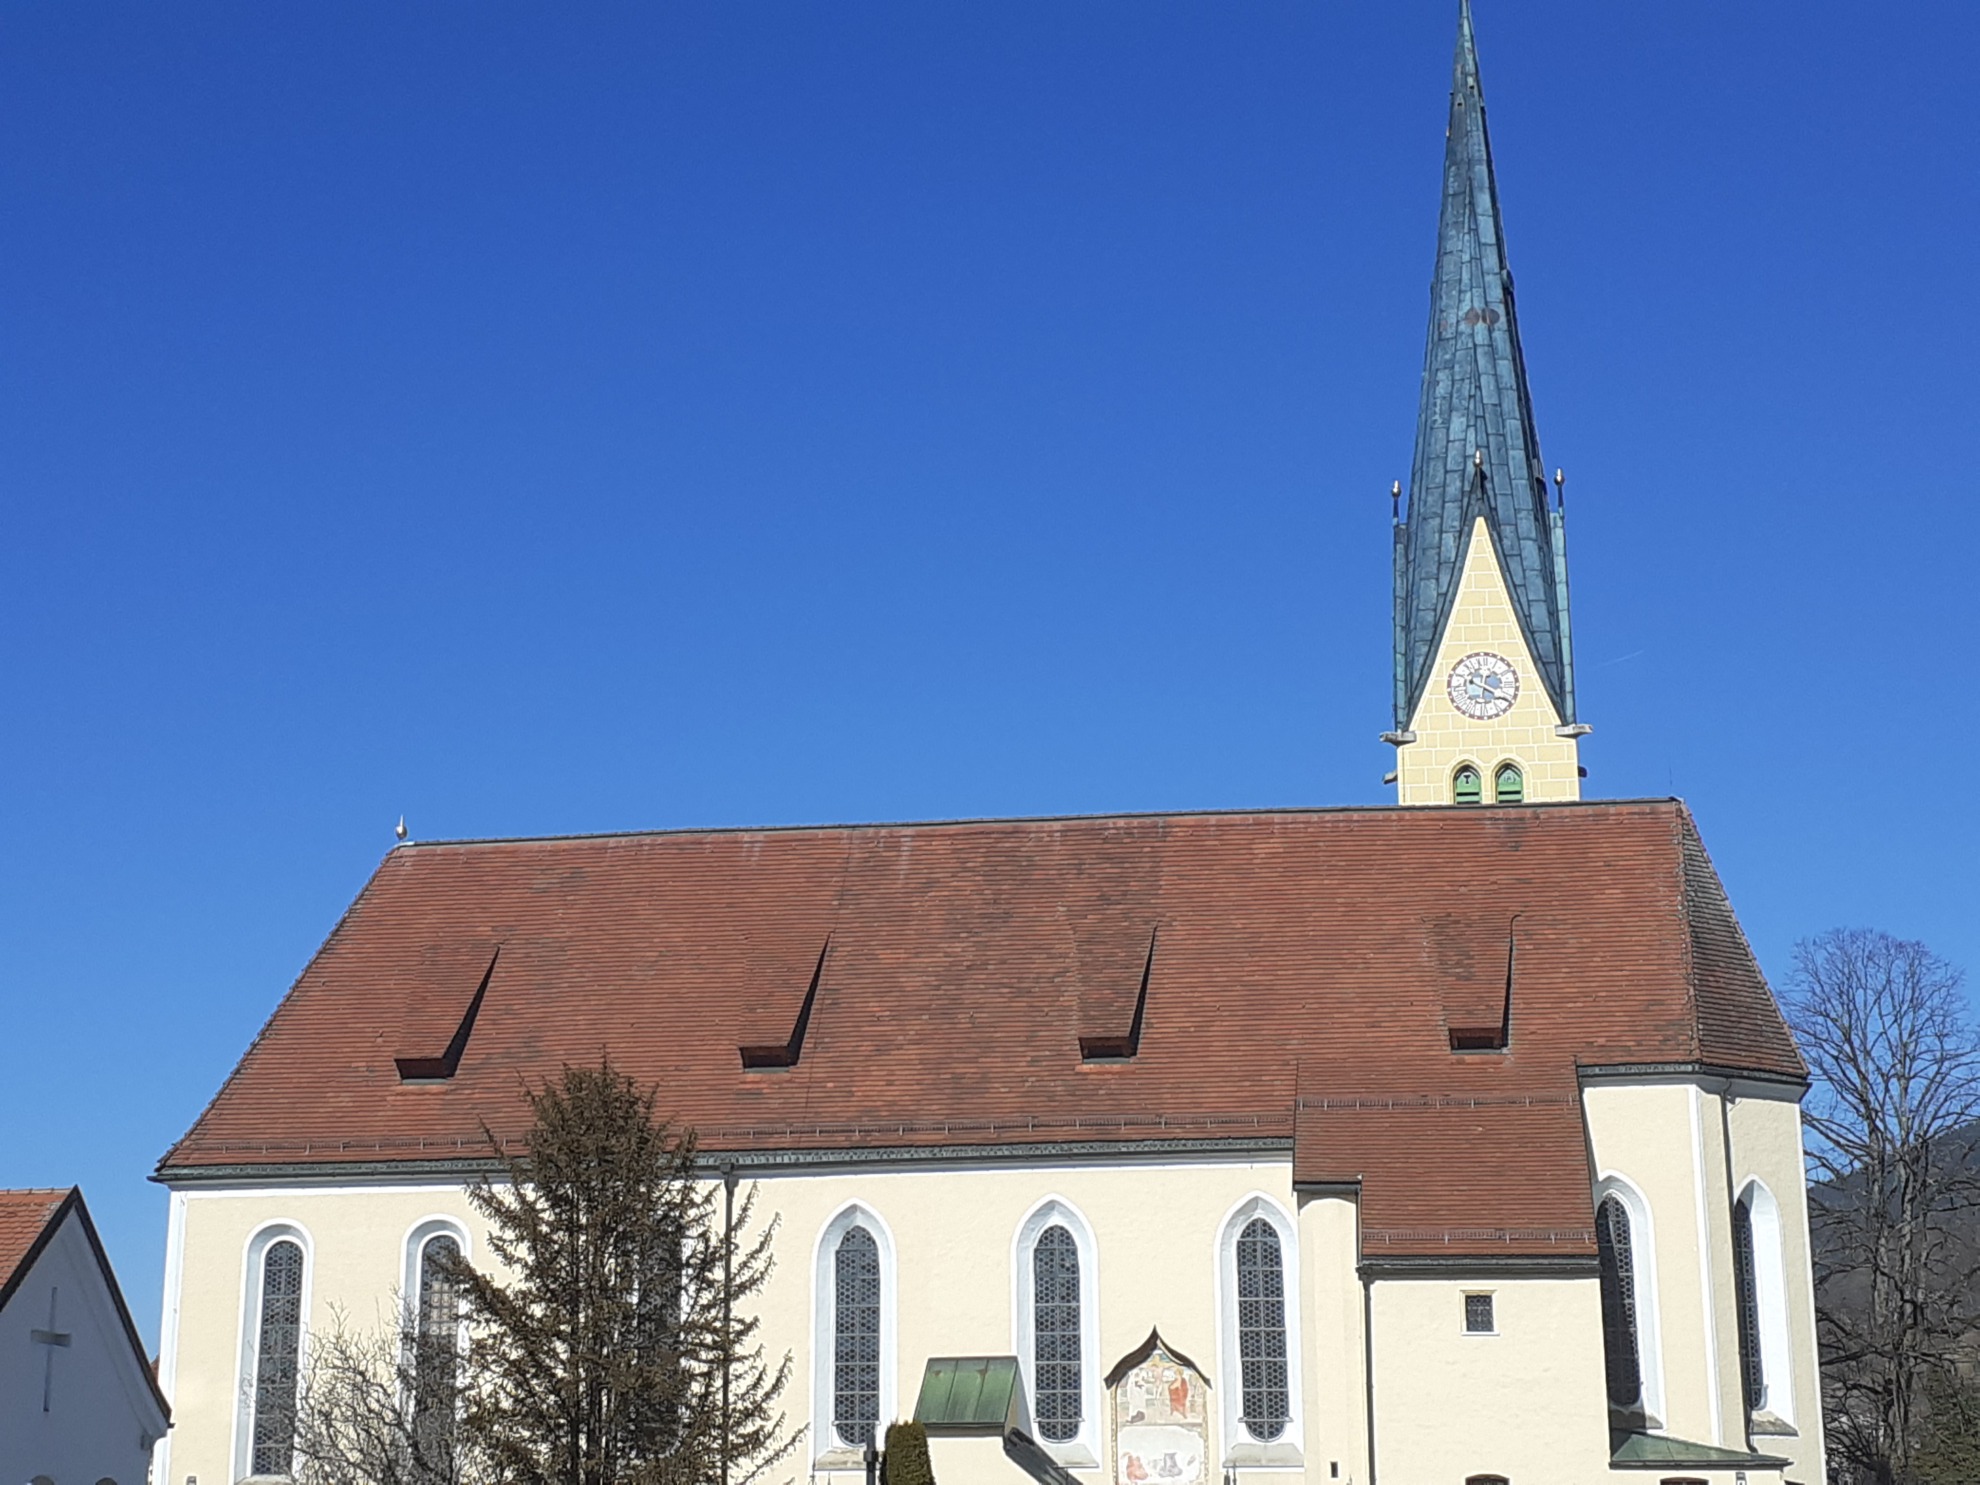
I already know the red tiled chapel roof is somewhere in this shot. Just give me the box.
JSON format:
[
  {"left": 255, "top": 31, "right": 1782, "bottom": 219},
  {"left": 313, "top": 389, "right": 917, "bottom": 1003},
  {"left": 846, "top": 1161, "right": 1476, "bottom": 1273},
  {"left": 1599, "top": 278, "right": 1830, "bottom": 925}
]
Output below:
[{"left": 0, "top": 1188, "right": 69, "bottom": 1294}]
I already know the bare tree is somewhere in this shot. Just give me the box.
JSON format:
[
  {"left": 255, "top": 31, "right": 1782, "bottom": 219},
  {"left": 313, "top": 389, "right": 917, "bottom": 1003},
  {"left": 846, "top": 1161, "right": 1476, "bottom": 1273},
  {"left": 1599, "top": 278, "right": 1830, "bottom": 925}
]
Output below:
[
  {"left": 1787, "top": 928, "right": 1980, "bottom": 1485},
  {"left": 291, "top": 1305, "right": 476, "bottom": 1485}
]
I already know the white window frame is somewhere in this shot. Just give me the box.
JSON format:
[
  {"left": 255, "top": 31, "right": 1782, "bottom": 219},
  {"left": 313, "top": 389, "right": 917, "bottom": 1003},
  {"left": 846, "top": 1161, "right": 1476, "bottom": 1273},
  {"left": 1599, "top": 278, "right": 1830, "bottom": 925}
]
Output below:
[
  {"left": 811, "top": 1203, "right": 898, "bottom": 1466},
  {"left": 232, "top": 1220, "right": 314, "bottom": 1483},
  {"left": 1012, "top": 1196, "right": 1102, "bottom": 1468},
  {"left": 1737, "top": 1180, "right": 1795, "bottom": 1425},
  {"left": 400, "top": 1216, "right": 472, "bottom": 1329},
  {"left": 1214, "top": 1194, "right": 1305, "bottom": 1467},
  {"left": 401, "top": 1214, "right": 472, "bottom": 1416},
  {"left": 1595, "top": 1173, "right": 1667, "bottom": 1429}
]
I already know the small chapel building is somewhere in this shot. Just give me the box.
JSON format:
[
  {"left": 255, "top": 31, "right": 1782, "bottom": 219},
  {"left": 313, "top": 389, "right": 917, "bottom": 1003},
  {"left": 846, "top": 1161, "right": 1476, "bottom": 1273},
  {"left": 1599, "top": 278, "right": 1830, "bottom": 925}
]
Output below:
[
  {"left": 1, "top": 1188, "right": 172, "bottom": 1484},
  {"left": 151, "top": 8, "right": 1827, "bottom": 1485}
]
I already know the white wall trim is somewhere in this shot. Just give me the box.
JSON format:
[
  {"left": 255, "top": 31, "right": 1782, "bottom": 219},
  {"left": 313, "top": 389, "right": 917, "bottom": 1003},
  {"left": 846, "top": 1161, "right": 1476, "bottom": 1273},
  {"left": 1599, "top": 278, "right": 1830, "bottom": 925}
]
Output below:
[
  {"left": 1737, "top": 1179, "right": 1794, "bottom": 1424},
  {"left": 1595, "top": 1172, "right": 1668, "bottom": 1428},
  {"left": 1011, "top": 1195, "right": 1103, "bottom": 1469},
  {"left": 1688, "top": 1085, "right": 1725, "bottom": 1444},
  {"left": 1791, "top": 1105, "right": 1829, "bottom": 1466},
  {"left": 179, "top": 1179, "right": 486, "bottom": 1204},
  {"left": 1212, "top": 1193, "right": 1305, "bottom": 1466},
  {"left": 152, "top": 1188, "right": 188, "bottom": 1485},
  {"left": 809, "top": 1201, "right": 898, "bottom": 1464},
  {"left": 231, "top": 1218, "right": 315, "bottom": 1483}
]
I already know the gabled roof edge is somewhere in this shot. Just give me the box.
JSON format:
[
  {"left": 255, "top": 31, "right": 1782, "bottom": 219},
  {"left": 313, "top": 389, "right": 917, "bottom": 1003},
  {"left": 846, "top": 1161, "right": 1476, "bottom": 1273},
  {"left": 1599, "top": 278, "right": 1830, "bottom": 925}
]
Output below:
[
  {"left": 1674, "top": 804, "right": 1808, "bottom": 1083},
  {"left": 0, "top": 1187, "right": 76, "bottom": 1315},
  {"left": 0, "top": 1188, "right": 171, "bottom": 1427},
  {"left": 154, "top": 850, "right": 402, "bottom": 1177}
]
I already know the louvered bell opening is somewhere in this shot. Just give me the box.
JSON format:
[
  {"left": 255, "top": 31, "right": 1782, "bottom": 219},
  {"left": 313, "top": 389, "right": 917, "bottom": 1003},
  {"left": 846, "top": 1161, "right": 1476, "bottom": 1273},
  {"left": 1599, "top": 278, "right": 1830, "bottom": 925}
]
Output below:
[{"left": 1494, "top": 764, "right": 1524, "bottom": 804}]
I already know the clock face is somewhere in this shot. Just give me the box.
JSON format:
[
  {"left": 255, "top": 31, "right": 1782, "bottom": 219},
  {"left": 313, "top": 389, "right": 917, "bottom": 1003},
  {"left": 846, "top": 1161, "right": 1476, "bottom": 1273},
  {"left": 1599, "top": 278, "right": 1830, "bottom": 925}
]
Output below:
[{"left": 1448, "top": 651, "right": 1520, "bottom": 720}]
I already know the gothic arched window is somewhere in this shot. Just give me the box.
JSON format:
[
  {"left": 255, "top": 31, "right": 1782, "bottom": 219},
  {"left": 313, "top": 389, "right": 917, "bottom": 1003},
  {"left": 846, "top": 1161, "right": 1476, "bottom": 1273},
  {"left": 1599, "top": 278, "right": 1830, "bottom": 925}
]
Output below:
[
  {"left": 413, "top": 1234, "right": 461, "bottom": 1471},
  {"left": 833, "top": 1226, "right": 881, "bottom": 1448},
  {"left": 250, "top": 1238, "right": 305, "bottom": 1475},
  {"left": 1596, "top": 1195, "right": 1643, "bottom": 1411},
  {"left": 1032, "top": 1224, "right": 1083, "bottom": 1442},
  {"left": 1494, "top": 763, "right": 1524, "bottom": 804},
  {"left": 1235, "top": 1218, "right": 1290, "bottom": 1441},
  {"left": 1733, "top": 1194, "right": 1764, "bottom": 1413},
  {"left": 1453, "top": 765, "right": 1483, "bottom": 805}
]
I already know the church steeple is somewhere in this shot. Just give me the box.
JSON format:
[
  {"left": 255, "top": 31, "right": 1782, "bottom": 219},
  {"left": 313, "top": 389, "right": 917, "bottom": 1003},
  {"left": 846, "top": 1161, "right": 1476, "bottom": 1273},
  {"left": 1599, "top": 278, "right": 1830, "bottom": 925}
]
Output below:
[{"left": 1387, "top": 2, "right": 1586, "bottom": 806}]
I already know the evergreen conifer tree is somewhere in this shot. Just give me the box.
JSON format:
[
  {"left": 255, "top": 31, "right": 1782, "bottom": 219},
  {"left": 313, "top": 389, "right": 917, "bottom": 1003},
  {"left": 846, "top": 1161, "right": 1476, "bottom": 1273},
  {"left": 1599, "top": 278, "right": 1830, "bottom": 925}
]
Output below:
[
  {"left": 881, "top": 1422, "right": 934, "bottom": 1485},
  {"left": 452, "top": 1060, "right": 795, "bottom": 1485}
]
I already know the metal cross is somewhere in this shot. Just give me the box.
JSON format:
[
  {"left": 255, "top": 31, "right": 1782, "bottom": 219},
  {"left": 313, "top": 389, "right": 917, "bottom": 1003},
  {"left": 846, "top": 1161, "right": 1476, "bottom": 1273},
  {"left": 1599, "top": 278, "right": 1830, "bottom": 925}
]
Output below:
[{"left": 30, "top": 1287, "right": 71, "bottom": 1412}]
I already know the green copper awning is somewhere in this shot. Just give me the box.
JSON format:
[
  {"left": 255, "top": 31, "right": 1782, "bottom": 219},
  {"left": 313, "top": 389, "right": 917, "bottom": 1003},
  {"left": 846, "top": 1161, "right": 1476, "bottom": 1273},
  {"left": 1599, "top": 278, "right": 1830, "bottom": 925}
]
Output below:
[
  {"left": 914, "top": 1361, "right": 1081, "bottom": 1485},
  {"left": 914, "top": 1356, "right": 1022, "bottom": 1434},
  {"left": 1610, "top": 1430, "right": 1792, "bottom": 1470}
]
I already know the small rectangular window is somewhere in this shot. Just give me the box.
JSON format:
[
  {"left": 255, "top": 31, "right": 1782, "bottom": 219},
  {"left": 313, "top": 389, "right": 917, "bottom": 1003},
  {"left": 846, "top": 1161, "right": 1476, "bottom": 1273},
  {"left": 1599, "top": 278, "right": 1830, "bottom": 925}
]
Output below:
[{"left": 1463, "top": 1292, "right": 1495, "bottom": 1334}]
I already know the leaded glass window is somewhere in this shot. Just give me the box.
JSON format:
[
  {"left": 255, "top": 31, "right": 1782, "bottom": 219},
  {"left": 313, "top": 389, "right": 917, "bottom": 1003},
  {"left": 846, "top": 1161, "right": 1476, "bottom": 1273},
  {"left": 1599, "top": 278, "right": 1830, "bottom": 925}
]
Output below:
[
  {"left": 625, "top": 1220, "right": 686, "bottom": 1455},
  {"left": 1236, "top": 1217, "right": 1290, "bottom": 1441},
  {"left": 1033, "top": 1224, "right": 1082, "bottom": 1442},
  {"left": 1595, "top": 1196, "right": 1643, "bottom": 1411},
  {"left": 1733, "top": 1197, "right": 1764, "bottom": 1412},
  {"left": 413, "top": 1236, "right": 460, "bottom": 1476},
  {"left": 250, "top": 1238, "right": 304, "bottom": 1475},
  {"left": 833, "top": 1226, "right": 881, "bottom": 1448}
]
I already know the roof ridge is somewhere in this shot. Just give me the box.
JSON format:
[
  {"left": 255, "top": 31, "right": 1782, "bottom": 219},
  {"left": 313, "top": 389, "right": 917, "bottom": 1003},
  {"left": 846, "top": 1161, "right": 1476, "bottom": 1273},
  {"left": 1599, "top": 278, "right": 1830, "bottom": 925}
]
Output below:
[{"left": 391, "top": 797, "right": 1690, "bottom": 851}]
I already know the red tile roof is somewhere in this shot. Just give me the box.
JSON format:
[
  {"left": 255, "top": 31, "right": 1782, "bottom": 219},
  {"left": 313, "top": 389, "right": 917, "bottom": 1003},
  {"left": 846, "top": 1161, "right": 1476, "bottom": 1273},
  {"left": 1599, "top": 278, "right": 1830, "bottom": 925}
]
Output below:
[
  {"left": 0, "top": 1188, "right": 70, "bottom": 1294},
  {"left": 158, "top": 800, "right": 1804, "bottom": 1255}
]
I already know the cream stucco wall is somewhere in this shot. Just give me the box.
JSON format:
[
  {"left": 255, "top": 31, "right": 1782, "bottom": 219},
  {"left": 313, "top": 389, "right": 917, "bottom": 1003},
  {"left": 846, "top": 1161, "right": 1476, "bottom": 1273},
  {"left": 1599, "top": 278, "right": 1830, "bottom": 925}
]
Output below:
[
  {"left": 1366, "top": 1276, "right": 1609, "bottom": 1484},
  {"left": 1583, "top": 1078, "right": 1825, "bottom": 1485},
  {"left": 1395, "top": 516, "right": 1582, "bottom": 806},
  {"left": 157, "top": 1111, "right": 1823, "bottom": 1485},
  {"left": 160, "top": 1182, "right": 484, "bottom": 1485},
  {"left": 163, "top": 1160, "right": 1365, "bottom": 1485},
  {"left": 1728, "top": 1091, "right": 1829, "bottom": 1483}
]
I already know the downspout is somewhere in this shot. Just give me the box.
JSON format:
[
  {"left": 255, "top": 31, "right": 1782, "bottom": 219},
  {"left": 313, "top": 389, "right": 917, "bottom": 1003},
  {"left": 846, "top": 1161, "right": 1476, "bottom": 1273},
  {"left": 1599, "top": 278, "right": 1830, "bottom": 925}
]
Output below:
[
  {"left": 1361, "top": 1266, "right": 1379, "bottom": 1485},
  {"left": 722, "top": 1160, "right": 737, "bottom": 1485}
]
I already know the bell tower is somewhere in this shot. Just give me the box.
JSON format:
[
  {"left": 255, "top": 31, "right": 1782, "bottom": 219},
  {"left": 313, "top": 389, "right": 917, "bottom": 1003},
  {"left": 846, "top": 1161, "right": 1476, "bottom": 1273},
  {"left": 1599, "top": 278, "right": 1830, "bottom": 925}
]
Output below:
[{"left": 1385, "top": 1, "right": 1589, "bottom": 806}]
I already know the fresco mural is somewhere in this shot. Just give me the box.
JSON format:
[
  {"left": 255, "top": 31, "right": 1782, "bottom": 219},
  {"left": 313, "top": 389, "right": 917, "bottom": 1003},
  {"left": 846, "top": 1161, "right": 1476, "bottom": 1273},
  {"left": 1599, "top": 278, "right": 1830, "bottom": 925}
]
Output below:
[{"left": 1108, "top": 1332, "right": 1209, "bottom": 1485}]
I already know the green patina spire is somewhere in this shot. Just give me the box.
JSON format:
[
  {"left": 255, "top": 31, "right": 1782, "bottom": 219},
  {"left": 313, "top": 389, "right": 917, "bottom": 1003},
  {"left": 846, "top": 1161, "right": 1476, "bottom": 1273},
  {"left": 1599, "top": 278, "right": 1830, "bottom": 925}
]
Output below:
[{"left": 1394, "top": 0, "right": 1576, "bottom": 728}]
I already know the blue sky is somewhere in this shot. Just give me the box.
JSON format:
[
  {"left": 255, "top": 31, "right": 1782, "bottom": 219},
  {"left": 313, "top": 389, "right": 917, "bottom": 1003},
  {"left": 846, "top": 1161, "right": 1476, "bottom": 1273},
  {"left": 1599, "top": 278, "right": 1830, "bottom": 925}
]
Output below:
[{"left": 3, "top": 2, "right": 1974, "bottom": 1347}]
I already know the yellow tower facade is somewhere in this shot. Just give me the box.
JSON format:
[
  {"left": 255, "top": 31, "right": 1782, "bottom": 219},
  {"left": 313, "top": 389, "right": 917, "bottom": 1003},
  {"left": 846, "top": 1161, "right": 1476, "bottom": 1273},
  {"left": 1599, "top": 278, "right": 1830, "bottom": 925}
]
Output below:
[{"left": 1389, "top": 516, "right": 1587, "bottom": 805}]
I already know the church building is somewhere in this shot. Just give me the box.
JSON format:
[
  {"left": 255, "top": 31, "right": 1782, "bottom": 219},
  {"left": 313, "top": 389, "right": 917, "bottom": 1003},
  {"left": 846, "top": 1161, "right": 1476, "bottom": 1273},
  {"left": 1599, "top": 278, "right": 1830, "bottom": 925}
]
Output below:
[{"left": 151, "top": 8, "right": 1826, "bottom": 1485}]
